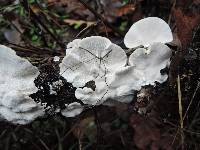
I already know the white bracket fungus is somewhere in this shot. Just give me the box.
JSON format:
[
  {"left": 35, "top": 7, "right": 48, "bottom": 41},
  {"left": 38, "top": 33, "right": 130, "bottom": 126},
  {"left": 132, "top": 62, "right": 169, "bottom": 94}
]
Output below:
[
  {"left": 60, "top": 36, "right": 127, "bottom": 88},
  {"left": 0, "top": 45, "right": 44, "bottom": 124},
  {"left": 60, "top": 36, "right": 127, "bottom": 105},
  {"left": 60, "top": 17, "right": 173, "bottom": 106},
  {"left": 61, "top": 102, "right": 83, "bottom": 117},
  {"left": 128, "top": 43, "right": 172, "bottom": 85},
  {"left": 0, "top": 17, "right": 174, "bottom": 121},
  {"left": 124, "top": 17, "right": 173, "bottom": 86},
  {"left": 108, "top": 17, "right": 173, "bottom": 102},
  {"left": 124, "top": 17, "right": 173, "bottom": 48},
  {"left": 53, "top": 56, "right": 60, "bottom": 62}
]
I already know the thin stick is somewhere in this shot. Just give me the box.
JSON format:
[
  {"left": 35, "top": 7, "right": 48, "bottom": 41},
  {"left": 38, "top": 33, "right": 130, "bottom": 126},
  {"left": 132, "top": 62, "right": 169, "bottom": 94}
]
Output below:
[
  {"left": 78, "top": 138, "right": 82, "bottom": 150},
  {"left": 177, "top": 74, "right": 184, "bottom": 150},
  {"left": 183, "top": 81, "right": 200, "bottom": 121},
  {"left": 168, "top": 0, "right": 176, "bottom": 25},
  {"left": 93, "top": 107, "right": 102, "bottom": 150},
  {"left": 75, "top": 22, "right": 98, "bottom": 38}
]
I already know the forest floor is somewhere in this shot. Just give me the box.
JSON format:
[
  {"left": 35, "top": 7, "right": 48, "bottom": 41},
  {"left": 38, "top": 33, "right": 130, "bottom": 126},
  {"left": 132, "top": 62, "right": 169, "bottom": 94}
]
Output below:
[{"left": 0, "top": 0, "right": 200, "bottom": 150}]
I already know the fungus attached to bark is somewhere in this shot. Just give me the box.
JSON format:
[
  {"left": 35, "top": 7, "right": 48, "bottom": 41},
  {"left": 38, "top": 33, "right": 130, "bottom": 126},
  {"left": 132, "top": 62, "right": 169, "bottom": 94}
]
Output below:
[
  {"left": 128, "top": 43, "right": 172, "bottom": 85},
  {"left": 60, "top": 17, "right": 173, "bottom": 106},
  {"left": 123, "top": 17, "right": 173, "bottom": 86},
  {"left": 108, "top": 17, "right": 173, "bottom": 103},
  {"left": 0, "top": 45, "right": 44, "bottom": 124},
  {"left": 60, "top": 36, "right": 127, "bottom": 105},
  {"left": 61, "top": 102, "right": 83, "bottom": 117},
  {"left": 60, "top": 36, "right": 127, "bottom": 88}
]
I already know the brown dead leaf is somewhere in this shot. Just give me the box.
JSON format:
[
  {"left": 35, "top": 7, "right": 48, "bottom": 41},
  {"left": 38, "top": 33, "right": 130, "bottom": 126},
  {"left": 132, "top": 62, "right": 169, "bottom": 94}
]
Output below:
[
  {"left": 176, "top": 0, "right": 193, "bottom": 9},
  {"left": 116, "top": 4, "right": 136, "bottom": 17},
  {"left": 100, "top": 0, "right": 136, "bottom": 22},
  {"left": 47, "top": 0, "right": 94, "bottom": 20},
  {"left": 130, "top": 114, "right": 173, "bottom": 150},
  {"left": 30, "top": 5, "right": 41, "bottom": 14},
  {"left": 4, "top": 28, "right": 21, "bottom": 44},
  {"left": 131, "top": 4, "right": 144, "bottom": 23},
  {"left": 193, "top": 0, "right": 200, "bottom": 4},
  {"left": 48, "top": 0, "right": 136, "bottom": 23},
  {"left": 130, "top": 114, "right": 160, "bottom": 149},
  {"left": 173, "top": 8, "right": 200, "bottom": 50},
  {"left": 169, "top": 5, "right": 200, "bottom": 84},
  {"left": 2, "top": 15, "right": 24, "bottom": 44},
  {"left": 63, "top": 19, "right": 95, "bottom": 27}
]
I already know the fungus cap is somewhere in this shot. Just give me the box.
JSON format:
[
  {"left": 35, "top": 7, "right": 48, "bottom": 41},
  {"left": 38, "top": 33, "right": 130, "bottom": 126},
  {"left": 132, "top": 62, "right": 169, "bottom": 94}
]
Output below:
[
  {"left": 128, "top": 42, "right": 172, "bottom": 85},
  {"left": 61, "top": 102, "right": 83, "bottom": 117},
  {"left": 124, "top": 17, "right": 173, "bottom": 48},
  {"left": 60, "top": 36, "right": 127, "bottom": 87}
]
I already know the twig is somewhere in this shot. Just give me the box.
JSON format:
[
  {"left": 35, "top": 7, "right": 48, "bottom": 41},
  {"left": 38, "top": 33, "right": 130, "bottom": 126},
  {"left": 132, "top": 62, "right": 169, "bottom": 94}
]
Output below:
[
  {"left": 52, "top": 121, "right": 78, "bottom": 150},
  {"left": 177, "top": 74, "right": 184, "bottom": 150},
  {"left": 39, "top": 139, "right": 50, "bottom": 150},
  {"left": 7, "top": 42, "right": 60, "bottom": 55},
  {"left": 78, "top": 137, "right": 82, "bottom": 150},
  {"left": 183, "top": 81, "right": 200, "bottom": 121},
  {"left": 77, "top": 0, "right": 125, "bottom": 37},
  {"left": 93, "top": 107, "right": 103, "bottom": 150},
  {"left": 75, "top": 22, "right": 98, "bottom": 38},
  {"left": 168, "top": 0, "right": 176, "bottom": 25},
  {"left": 101, "top": 20, "right": 109, "bottom": 37},
  {"left": 165, "top": 119, "right": 200, "bottom": 135}
]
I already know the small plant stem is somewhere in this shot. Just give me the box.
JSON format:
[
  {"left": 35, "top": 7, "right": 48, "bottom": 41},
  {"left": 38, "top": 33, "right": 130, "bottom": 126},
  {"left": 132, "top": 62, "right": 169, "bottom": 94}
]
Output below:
[
  {"left": 93, "top": 107, "right": 103, "bottom": 150},
  {"left": 177, "top": 74, "right": 184, "bottom": 150},
  {"left": 168, "top": 0, "right": 176, "bottom": 25},
  {"left": 78, "top": 138, "right": 82, "bottom": 150},
  {"left": 183, "top": 81, "right": 200, "bottom": 121}
]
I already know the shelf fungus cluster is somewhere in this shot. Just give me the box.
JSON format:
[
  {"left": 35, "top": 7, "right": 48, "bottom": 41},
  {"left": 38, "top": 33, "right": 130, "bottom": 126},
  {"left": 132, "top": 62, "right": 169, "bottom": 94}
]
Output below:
[
  {"left": 60, "top": 17, "right": 173, "bottom": 105},
  {"left": 0, "top": 45, "right": 44, "bottom": 124},
  {"left": 0, "top": 17, "right": 173, "bottom": 124}
]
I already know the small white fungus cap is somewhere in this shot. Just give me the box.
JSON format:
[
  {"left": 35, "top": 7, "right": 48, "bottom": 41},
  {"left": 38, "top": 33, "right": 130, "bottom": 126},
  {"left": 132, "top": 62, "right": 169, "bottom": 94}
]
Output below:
[
  {"left": 53, "top": 56, "right": 60, "bottom": 62},
  {"left": 0, "top": 45, "right": 44, "bottom": 124},
  {"left": 60, "top": 36, "right": 127, "bottom": 87},
  {"left": 61, "top": 102, "right": 83, "bottom": 117},
  {"left": 124, "top": 17, "right": 173, "bottom": 48},
  {"left": 128, "top": 42, "right": 172, "bottom": 85}
]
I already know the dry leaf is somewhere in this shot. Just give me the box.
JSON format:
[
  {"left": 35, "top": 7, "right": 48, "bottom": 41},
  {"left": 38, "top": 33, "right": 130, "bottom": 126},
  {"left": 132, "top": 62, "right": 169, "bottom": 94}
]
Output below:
[
  {"left": 30, "top": 5, "right": 41, "bottom": 14},
  {"left": 48, "top": 0, "right": 136, "bottom": 23},
  {"left": 173, "top": 8, "right": 200, "bottom": 49},
  {"left": 100, "top": 0, "right": 135, "bottom": 22},
  {"left": 116, "top": 4, "right": 136, "bottom": 17},
  {"left": 63, "top": 19, "right": 95, "bottom": 28},
  {"left": 4, "top": 28, "right": 21, "bottom": 44},
  {"left": 3, "top": 18, "right": 24, "bottom": 44},
  {"left": 48, "top": 0, "right": 94, "bottom": 20},
  {"left": 130, "top": 114, "right": 173, "bottom": 150},
  {"left": 130, "top": 114, "right": 160, "bottom": 149},
  {"left": 193, "top": 0, "right": 200, "bottom": 4}
]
